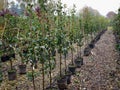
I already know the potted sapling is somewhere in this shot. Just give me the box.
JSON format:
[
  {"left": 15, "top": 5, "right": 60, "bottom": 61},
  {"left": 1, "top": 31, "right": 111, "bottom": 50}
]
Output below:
[
  {"left": 60, "top": 5, "right": 72, "bottom": 85},
  {"left": 63, "top": 45, "right": 72, "bottom": 84},
  {"left": 56, "top": 1, "right": 68, "bottom": 89},
  {"left": 75, "top": 29, "right": 84, "bottom": 68},
  {"left": 39, "top": 45, "right": 48, "bottom": 90},
  {"left": 62, "top": 6, "right": 72, "bottom": 83},
  {"left": 18, "top": 48, "right": 28, "bottom": 74},
  {"left": 27, "top": 44, "right": 38, "bottom": 90},
  {"left": 7, "top": 48, "right": 16, "bottom": 81},
  {"left": 5, "top": 39, "right": 19, "bottom": 76},
  {"left": 56, "top": 31, "right": 68, "bottom": 88},
  {"left": 16, "top": 24, "right": 28, "bottom": 74},
  {"left": 68, "top": 5, "right": 77, "bottom": 74},
  {"left": 68, "top": 28, "right": 76, "bottom": 74},
  {"left": 16, "top": 40, "right": 29, "bottom": 75},
  {"left": 5, "top": 45, "right": 16, "bottom": 81},
  {"left": 7, "top": 53, "right": 16, "bottom": 81},
  {"left": 68, "top": 43, "right": 76, "bottom": 74},
  {"left": 45, "top": 32, "right": 56, "bottom": 89},
  {"left": 75, "top": 19, "right": 83, "bottom": 68},
  {"left": 16, "top": 37, "right": 28, "bottom": 74},
  {"left": 88, "top": 20, "right": 95, "bottom": 49}
]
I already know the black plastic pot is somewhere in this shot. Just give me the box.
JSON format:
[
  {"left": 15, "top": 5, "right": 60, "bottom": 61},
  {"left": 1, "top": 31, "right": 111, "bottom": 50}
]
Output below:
[
  {"left": 18, "top": 64, "right": 26, "bottom": 74},
  {"left": 89, "top": 43, "right": 94, "bottom": 49},
  {"left": 75, "top": 57, "right": 83, "bottom": 68},
  {"left": 75, "top": 60, "right": 81, "bottom": 68},
  {"left": 68, "top": 65, "right": 76, "bottom": 74},
  {"left": 95, "top": 36, "right": 100, "bottom": 42},
  {"left": 84, "top": 47, "right": 91, "bottom": 56},
  {"left": 8, "top": 69, "right": 17, "bottom": 81},
  {"left": 57, "top": 76, "right": 67, "bottom": 90},
  {"left": 117, "top": 40, "right": 120, "bottom": 44},
  {"left": 79, "top": 57, "right": 83, "bottom": 65}
]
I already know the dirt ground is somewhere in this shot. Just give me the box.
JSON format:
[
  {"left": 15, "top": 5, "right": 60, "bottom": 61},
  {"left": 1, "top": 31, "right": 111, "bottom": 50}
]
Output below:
[{"left": 67, "top": 30, "right": 119, "bottom": 90}]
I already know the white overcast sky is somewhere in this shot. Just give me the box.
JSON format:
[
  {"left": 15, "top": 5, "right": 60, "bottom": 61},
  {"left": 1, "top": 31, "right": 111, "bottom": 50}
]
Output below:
[
  {"left": 60, "top": 0, "right": 120, "bottom": 16},
  {"left": 11, "top": 0, "right": 120, "bottom": 16}
]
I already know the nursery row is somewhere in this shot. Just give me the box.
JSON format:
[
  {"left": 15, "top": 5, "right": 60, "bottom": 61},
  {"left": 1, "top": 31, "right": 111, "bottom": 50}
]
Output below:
[
  {"left": 46, "top": 29, "right": 106, "bottom": 90},
  {"left": 111, "top": 8, "right": 120, "bottom": 89},
  {"left": 84, "top": 29, "right": 107, "bottom": 56},
  {"left": 0, "top": 29, "right": 105, "bottom": 90},
  {"left": 113, "top": 8, "right": 120, "bottom": 69},
  {"left": 0, "top": 0, "right": 109, "bottom": 90}
]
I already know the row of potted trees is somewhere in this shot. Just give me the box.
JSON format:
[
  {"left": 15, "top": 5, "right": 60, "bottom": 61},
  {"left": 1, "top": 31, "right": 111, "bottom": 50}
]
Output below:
[
  {"left": 112, "top": 8, "right": 120, "bottom": 71},
  {"left": 0, "top": 0, "right": 109, "bottom": 89}
]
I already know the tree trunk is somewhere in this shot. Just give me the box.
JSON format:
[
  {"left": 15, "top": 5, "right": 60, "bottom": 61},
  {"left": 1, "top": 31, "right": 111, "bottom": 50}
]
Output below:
[
  {"left": 42, "top": 63, "right": 45, "bottom": 90},
  {"left": 71, "top": 48, "right": 74, "bottom": 65},
  {"left": 60, "top": 52, "right": 62, "bottom": 77},
  {"left": 64, "top": 55, "right": 67, "bottom": 74},
  {"left": 32, "top": 66, "right": 36, "bottom": 90},
  {"left": 48, "top": 51, "right": 52, "bottom": 88}
]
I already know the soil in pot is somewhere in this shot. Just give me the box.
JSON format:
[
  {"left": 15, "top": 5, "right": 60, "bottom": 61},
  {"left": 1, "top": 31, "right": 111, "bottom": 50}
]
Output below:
[
  {"left": 75, "top": 57, "right": 83, "bottom": 68},
  {"left": 79, "top": 57, "right": 83, "bottom": 65},
  {"left": 75, "top": 60, "right": 81, "bottom": 68},
  {"left": 8, "top": 69, "right": 17, "bottom": 81},
  {"left": 18, "top": 64, "right": 26, "bottom": 74},
  {"left": 68, "top": 64, "right": 76, "bottom": 75},
  {"left": 57, "top": 76, "right": 68, "bottom": 90}
]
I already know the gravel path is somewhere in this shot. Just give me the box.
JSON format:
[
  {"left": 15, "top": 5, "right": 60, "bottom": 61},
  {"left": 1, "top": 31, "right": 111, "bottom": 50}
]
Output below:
[{"left": 68, "top": 30, "right": 118, "bottom": 90}]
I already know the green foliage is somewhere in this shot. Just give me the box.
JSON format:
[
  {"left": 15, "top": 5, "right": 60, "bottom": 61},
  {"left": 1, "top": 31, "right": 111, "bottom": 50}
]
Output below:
[
  {"left": 80, "top": 6, "right": 108, "bottom": 36},
  {"left": 26, "top": 71, "right": 39, "bottom": 81},
  {"left": 113, "top": 8, "right": 120, "bottom": 34},
  {"left": 116, "top": 44, "right": 120, "bottom": 51}
]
